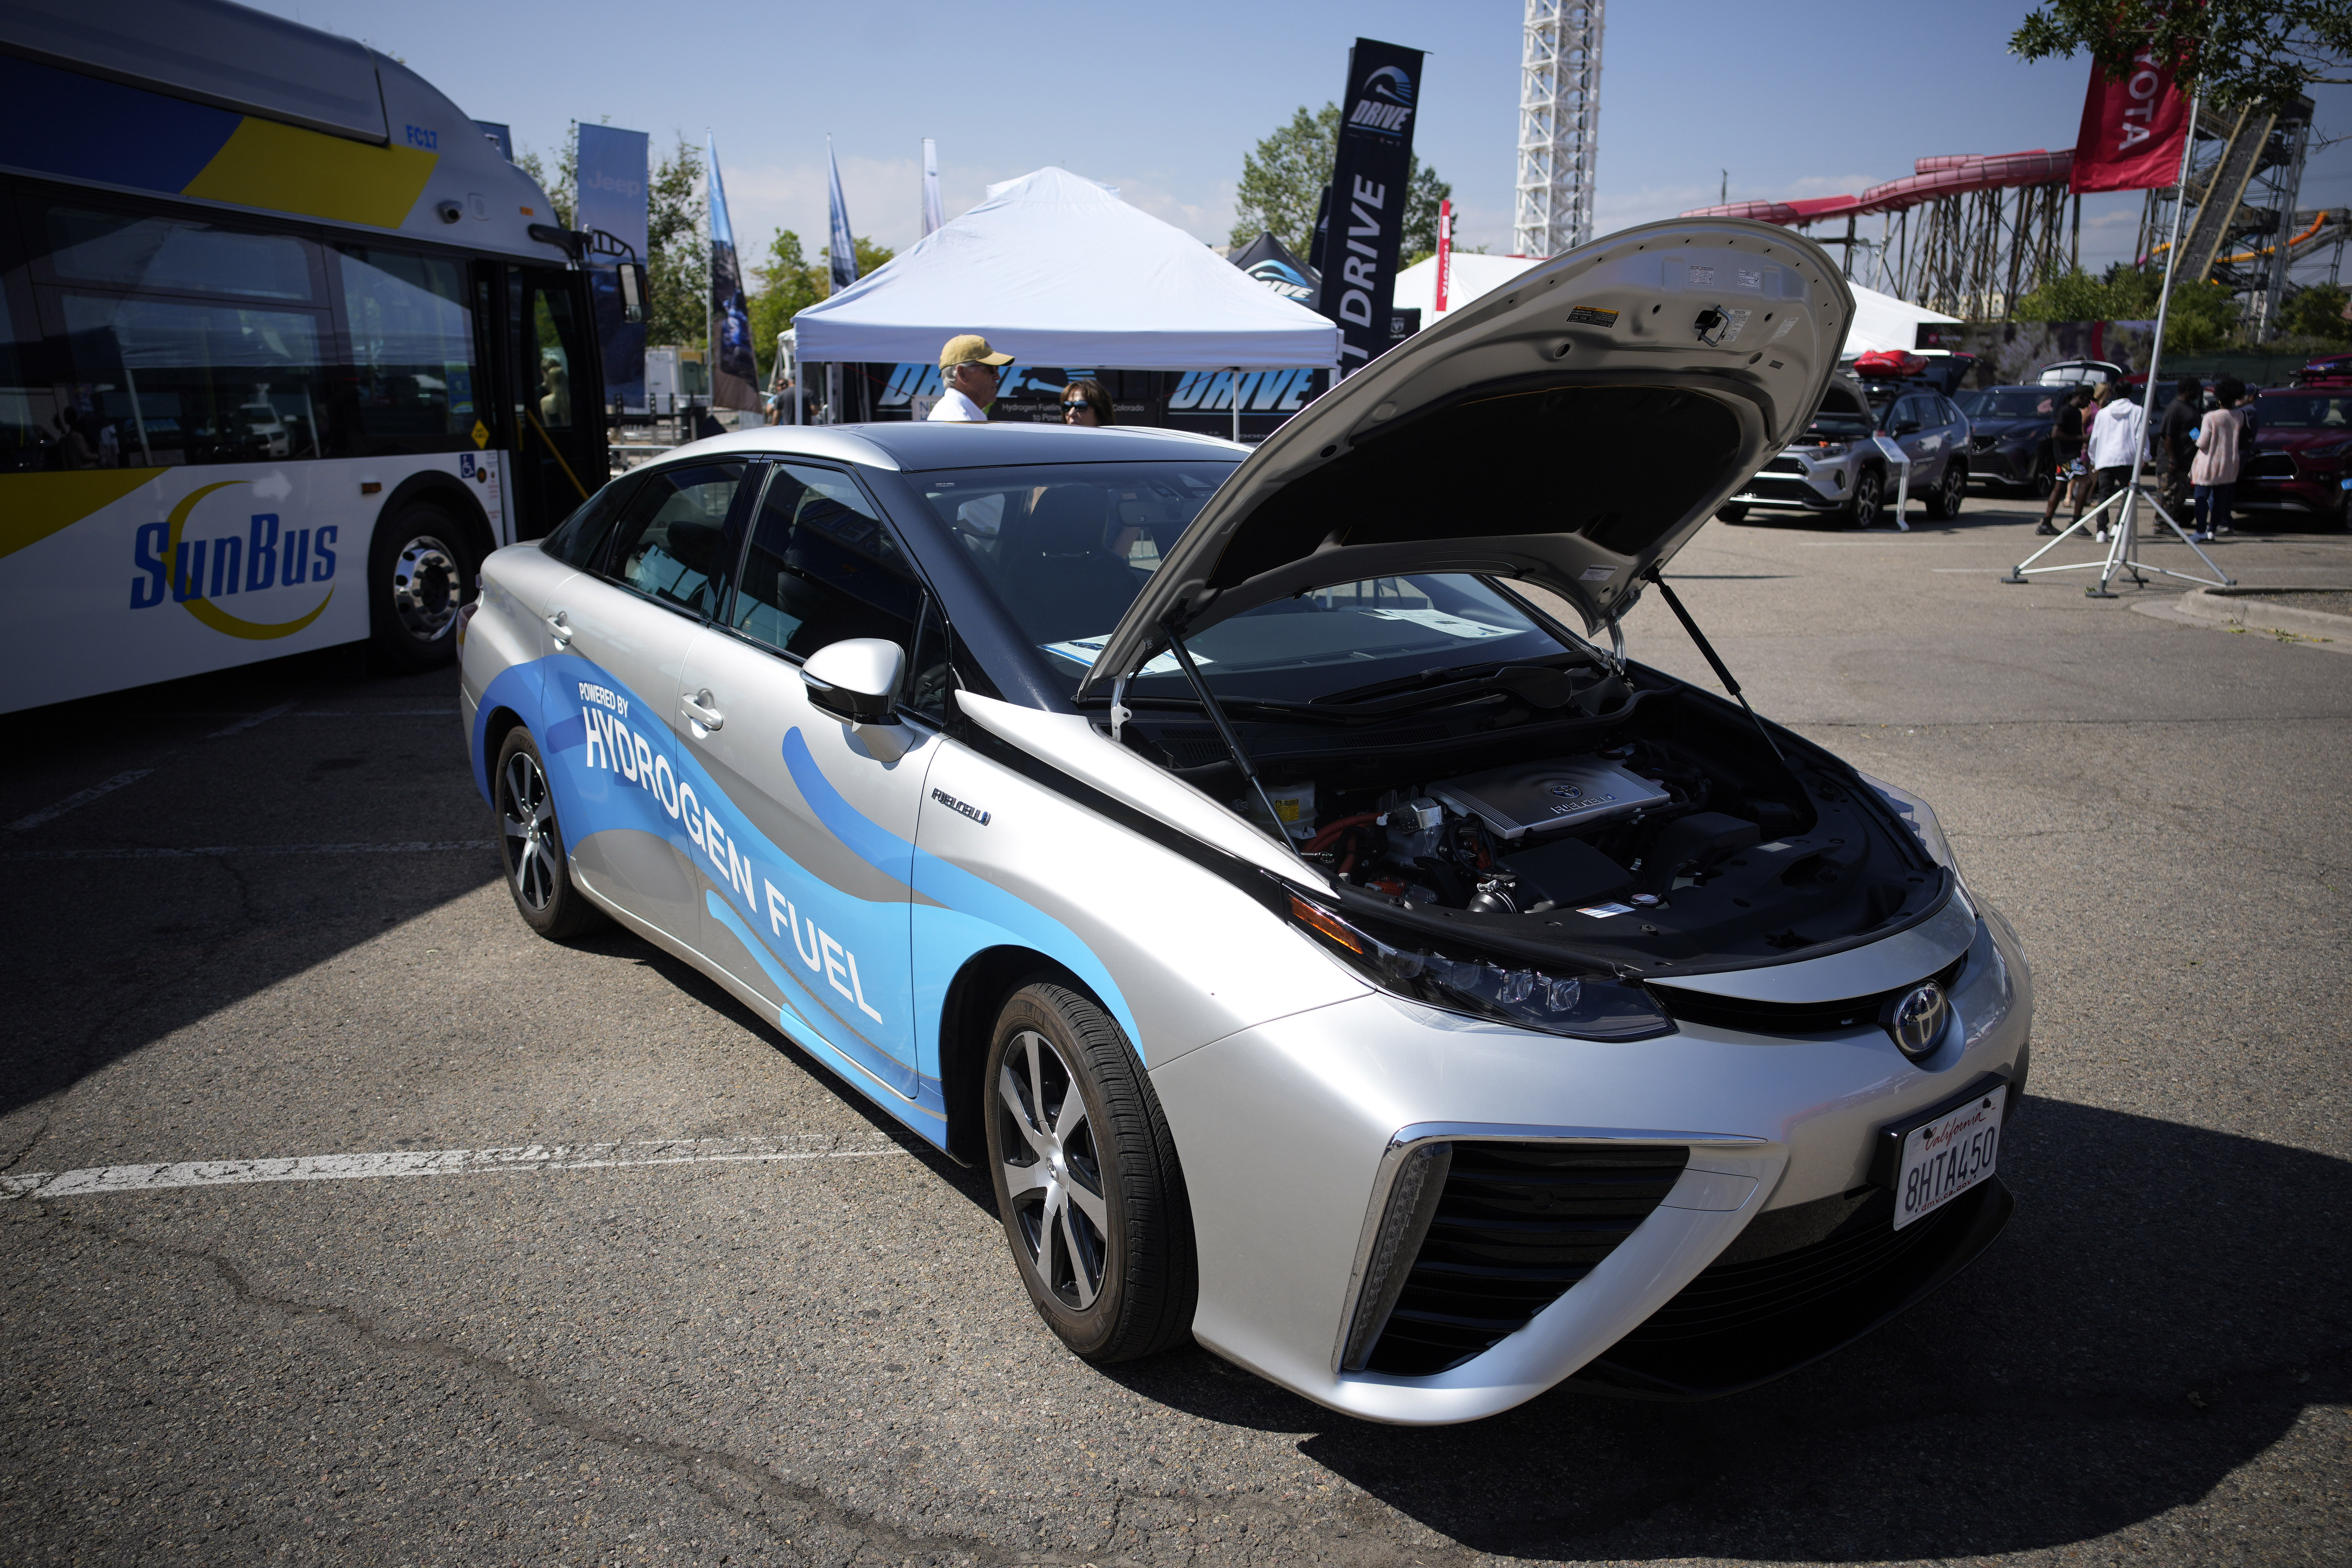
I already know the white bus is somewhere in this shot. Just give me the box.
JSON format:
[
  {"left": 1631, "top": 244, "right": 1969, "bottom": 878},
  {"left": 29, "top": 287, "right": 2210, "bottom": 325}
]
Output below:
[{"left": 0, "top": 0, "right": 620, "bottom": 712}]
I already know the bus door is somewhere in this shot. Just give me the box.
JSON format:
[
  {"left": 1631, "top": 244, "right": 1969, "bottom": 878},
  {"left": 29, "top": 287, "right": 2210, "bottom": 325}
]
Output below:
[{"left": 495, "top": 265, "right": 605, "bottom": 539}]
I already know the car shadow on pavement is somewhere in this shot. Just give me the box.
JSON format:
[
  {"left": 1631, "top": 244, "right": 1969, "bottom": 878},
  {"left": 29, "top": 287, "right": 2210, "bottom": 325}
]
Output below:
[{"left": 1104, "top": 1097, "right": 2351, "bottom": 1562}]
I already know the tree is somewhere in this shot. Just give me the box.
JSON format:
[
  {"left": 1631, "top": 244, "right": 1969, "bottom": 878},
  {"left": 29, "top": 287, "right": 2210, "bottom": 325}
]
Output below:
[
  {"left": 2010, "top": 0, "right": 2352, "bottom": 112},
  {"left": 2011, "top": 262, "right": 2241, "bottom": 353},
  {"left": 514, "top": 130, "right": 577, "bottom": 230},
  {"left": 2278, "top": 281, "right": 2352, "bottom": 345},
  {"left": 745, "top": 230, "right": 895, "bottom": 384},
  {"left": 1229, "top": 102, "right": 1454, "bottom": 266},
  {"left": 645, "top": 136, "right": 707, "bottom": 351}
]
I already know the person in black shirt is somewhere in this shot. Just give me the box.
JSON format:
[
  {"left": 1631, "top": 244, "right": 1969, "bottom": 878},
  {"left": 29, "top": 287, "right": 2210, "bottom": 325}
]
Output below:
[
  {"left": 2158, "top": 377, "right": 2203, "bottom": 516},
  {"left": 2038, "top": 385, "right": 2094, "bottom": 534}
]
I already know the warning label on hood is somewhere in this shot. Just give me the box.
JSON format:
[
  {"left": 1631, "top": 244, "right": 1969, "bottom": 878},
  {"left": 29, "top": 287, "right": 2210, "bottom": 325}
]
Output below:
[{"left": 1566, "top": 305, "right": 1620, "bottom": 327}]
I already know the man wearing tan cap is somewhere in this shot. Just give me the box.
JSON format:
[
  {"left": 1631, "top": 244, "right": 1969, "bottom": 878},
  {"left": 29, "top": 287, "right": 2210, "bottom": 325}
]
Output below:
[{"left": 928, "top": 333, "right": 1014, "bottom": 422}]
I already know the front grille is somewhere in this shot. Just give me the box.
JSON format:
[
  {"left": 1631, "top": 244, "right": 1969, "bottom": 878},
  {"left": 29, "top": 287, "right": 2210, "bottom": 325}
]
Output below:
[
  {"left": 1363, "top": 1142, "right": 1689, "bottom": 1377},
  {"left": 1969, "top": 433, "right": 1999, "bottom": 452},
  {"left": 2246, "top": 453, "right": 2299, "bottom": 481},
  {"left": 1571, "top": 1177, "right": 2013, "bottom": 1399},
  {"left": 1762, "top": 456, "right": 1807, "bottom": 475},
  {"left": 1651, "top": 955, "right": 1964, "bottom": 1036}
]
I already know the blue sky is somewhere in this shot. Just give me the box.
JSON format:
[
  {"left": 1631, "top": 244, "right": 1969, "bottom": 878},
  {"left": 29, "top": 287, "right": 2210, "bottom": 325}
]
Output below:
[{"left": 251, "top": 0, "right": 2347, "bottom": 284}]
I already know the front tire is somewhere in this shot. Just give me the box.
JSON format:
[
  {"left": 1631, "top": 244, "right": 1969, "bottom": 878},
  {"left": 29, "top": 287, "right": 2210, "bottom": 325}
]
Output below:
[
  {"left": 984, "top": 983, "right": 1195, "bottom": 1363},
  {"left": 369, "top": 502, "right": 475, "bottom": 671},
  {"left": 494, "top": 727, "right": 608, "bottom": 940},
  {"left": 1925, "top": 461, "right": 1968, "bottom": 520},
  {"left": 1844, "top": 468, "right": 1885, "bottom": 529},
  {"left": 1715, "top": 503, "right": 1749, "bottom": 524}
]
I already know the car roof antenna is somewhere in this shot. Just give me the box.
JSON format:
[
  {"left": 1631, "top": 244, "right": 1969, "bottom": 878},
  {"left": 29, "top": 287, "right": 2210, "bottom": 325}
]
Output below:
[
  {"left": 1162, "top": 623, "right": 1307, "bottom": 860},
  {"left": 1641, "top": 567, "right": 1789, "bottom": 766}
]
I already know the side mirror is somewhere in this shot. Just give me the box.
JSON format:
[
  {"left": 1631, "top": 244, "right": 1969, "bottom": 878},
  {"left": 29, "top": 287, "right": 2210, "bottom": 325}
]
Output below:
[
  {"left": 802, "top": 638, "right": 904, "bottom": 725},
  {"left": 616, "top": 261, "right": 649, "bottom": 325}
]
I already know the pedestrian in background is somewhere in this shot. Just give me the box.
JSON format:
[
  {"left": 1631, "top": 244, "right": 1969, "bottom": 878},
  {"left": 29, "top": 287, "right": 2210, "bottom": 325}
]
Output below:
[
  {"left": 2158, "top": 376, "right": 2203, "bottom": 517},
  {"left": 1061, "top": 379, "right": 1114, "bottom": 427},
  {"left": 929, "top": 334, "right": 1014, "bottom": 422},
  {"left": 2082, "top": 382, "right": 2147, "bottom": 542},
  {"left": 2039, "top": 384, "right": 2093, "bottom": 534},
  {"left": 2189, "top": 376, "right": 2247, "bottom": 542}
]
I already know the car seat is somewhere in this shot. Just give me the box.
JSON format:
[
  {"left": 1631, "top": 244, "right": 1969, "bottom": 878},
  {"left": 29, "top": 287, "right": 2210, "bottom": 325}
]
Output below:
[{"left": 998, "top": 485, "right": 1143, "bottom": 644}]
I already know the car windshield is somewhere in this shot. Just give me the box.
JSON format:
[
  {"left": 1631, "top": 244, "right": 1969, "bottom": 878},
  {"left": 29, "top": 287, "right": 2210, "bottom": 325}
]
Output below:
[
  {"left": 1806, "top": 410, "right": 1876, "bottom": 439},
  {"left": 2257, "top": 395, "right": 2352, "bottom": 430},
  {"left": 912, "top": 462, "right": 1573, "bottom": 702},
  {"left": 1960, "top": 389, "right": 2058, "bottom": 419}
]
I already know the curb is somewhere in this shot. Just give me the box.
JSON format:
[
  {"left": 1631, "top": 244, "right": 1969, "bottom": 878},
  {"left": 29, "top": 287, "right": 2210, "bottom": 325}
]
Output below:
[{"left": 2132, "top": 586, "right": 2352, "bottom": 655}]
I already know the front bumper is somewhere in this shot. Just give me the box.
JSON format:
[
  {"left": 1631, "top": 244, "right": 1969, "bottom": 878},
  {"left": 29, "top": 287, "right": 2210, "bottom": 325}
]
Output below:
[
  {"left": 1967, "top": 438, "right": 2042, "bottom": 485},
  {"left": 1730, "top": 452, "right": 1853, "bottom": 511},
  {"left": 1150, "top": 896, "right": 2031, "bottom": 1424},
  {"left": 2238, "top": 458, "right": 2346, "bottom": 518}
]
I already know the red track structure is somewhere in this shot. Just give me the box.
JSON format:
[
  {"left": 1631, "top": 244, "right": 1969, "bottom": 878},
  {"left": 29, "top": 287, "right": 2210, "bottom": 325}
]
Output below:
[{"left": 1686, "top": 150, "right": 2082, "bottom": 320}]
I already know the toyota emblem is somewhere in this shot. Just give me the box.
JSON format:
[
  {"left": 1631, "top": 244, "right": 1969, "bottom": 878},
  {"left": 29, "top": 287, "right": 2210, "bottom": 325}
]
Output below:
[
  {"left": 1884, "top": 982, "right": 1950, "bottom": 1061},
  {"left": 1550, "top": 783, "right": 1583, "bottom": 799}
]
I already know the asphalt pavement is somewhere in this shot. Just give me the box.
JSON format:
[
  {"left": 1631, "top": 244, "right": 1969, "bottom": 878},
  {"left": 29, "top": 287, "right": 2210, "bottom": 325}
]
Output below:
[{"left": 4, "top": 493, "right": 2347, "bottom": 1568}]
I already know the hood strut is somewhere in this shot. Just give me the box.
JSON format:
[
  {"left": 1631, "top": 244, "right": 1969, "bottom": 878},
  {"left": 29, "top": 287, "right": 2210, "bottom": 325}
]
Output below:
[
  {"left": 1166, "top": 626, "right": 1304, "bottom": 861},
  {"left": 1643, "top": 569, "right": 1789, "bottom": 766}
]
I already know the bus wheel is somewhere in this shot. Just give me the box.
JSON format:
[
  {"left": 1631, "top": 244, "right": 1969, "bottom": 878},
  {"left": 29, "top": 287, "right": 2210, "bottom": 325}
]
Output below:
[{"left": 371, "top": 503, "right": 474, "bottom": 671}]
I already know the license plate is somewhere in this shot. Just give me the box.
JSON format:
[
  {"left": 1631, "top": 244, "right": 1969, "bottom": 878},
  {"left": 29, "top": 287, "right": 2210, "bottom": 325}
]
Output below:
[{"left": 1893, "top": 1088, "right": 2002, "bottom": 1230}]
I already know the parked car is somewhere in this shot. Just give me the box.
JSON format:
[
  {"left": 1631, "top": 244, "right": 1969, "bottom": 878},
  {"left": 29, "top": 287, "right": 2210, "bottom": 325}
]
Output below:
[
  {"left": 1725, "top": 369, "right": 1971, "bottom": 526},
  {"left": 2035, "top": 358, "right": 2127, "bottom": 387},
  {"left": 458, "top": 219, "right": 2029, "bottom": 1424},
  {"left": 1955, "top": 384, "right": 2067, "bottom": 496},
  {"left": 2239, "top": 387, "right": 2352, "bottom": 528},
  {"left": 2294, "top": 350, "right": 2352, "bottom": 387}
]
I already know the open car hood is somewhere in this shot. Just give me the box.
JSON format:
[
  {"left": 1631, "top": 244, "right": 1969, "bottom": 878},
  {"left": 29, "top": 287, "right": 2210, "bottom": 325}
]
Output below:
[{"left": 1076, "top": 218, "right": 1854, "bottom": 697}]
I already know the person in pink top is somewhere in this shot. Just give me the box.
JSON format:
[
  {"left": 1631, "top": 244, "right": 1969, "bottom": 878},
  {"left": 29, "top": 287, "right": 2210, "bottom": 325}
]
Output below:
[{"left": 2189, "top": 376, "right": 2247, "bottom": 542}]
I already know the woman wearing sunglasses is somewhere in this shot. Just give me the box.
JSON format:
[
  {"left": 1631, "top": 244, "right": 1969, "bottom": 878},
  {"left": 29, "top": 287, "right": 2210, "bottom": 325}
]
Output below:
[{"left": 1060, "top": 379, "right": 1113, "bottom": 427}]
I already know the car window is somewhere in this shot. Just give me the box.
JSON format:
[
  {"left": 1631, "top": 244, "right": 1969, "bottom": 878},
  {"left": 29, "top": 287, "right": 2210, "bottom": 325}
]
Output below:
[
  {"left": 601, "top": 460, "right": 746, "bottom": 616},
  {"left": 2256, "top": 395, "right": 2350, "bottom": 429},
  {"left": 726, "top": 462, "right": 924, "bottom": 660},
  {"left": 542, "top": 473, "right": 641, "bottom": 570}
]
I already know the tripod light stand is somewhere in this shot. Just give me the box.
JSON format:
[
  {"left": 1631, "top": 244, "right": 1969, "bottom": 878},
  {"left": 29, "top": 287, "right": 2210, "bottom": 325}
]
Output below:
[{"left": 2003, "top": 67, "right": 2236, "bottom": 598}]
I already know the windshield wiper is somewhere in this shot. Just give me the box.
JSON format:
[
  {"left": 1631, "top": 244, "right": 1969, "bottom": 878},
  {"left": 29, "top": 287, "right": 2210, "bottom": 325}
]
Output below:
[{"left": 1311, "top": 652, "right": 1583, "bottom": 709}]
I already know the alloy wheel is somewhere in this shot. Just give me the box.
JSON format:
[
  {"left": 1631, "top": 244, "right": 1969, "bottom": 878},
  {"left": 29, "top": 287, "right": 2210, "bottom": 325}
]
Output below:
[
  {"left": 499, "top": 749, "right": 560, "bottom": 913},
  {"left": 390, "top": 534, "right": 462, "bottom": 643},
  {"left": 996, "top": 1028, "right": 1109, "bottom": 1308},
  {"left": 1852, "top": 471, "right": 1883, "bottom": 528}
]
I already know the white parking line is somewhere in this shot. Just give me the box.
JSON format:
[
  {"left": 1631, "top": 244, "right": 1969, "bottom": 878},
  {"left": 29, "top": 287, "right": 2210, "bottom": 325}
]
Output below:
[
  {"left": 0, "top": 1134, "right": 909, "bottom": 1200},
  {"left": 6, "top": 769, "right": 155, "bottom": 832},
  {"left": 205, "top": 699, "right": 298, "bottom": 740},
  {"left": 0, "top": 839, "right": 496, "bottom": 862}
]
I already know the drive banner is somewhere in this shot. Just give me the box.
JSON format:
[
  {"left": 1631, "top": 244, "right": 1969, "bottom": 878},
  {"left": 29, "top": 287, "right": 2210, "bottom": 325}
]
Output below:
[
  {"left": 2069, "top": 40, "right": 2191, "bottom": 193},
  {"left": 1315, "top": 37, "right": 1425, "bottom": 377},
  {"left": 705, "top": 135, "right": 762, "bottom": 411},
  {"left": 576, "top": 123, "right": 650, "bottom": 410}
]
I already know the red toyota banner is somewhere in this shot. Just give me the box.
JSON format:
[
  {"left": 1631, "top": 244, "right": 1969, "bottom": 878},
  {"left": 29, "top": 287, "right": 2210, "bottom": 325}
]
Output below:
[{"left": 2070, "top": 40, "right": 2192, "bottom": 192}]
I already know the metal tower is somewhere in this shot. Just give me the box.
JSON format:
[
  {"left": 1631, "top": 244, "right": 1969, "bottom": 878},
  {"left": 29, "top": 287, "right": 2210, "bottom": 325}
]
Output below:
[{"left": 1515, "top": 0, "right": 1605, "bottom": 258}]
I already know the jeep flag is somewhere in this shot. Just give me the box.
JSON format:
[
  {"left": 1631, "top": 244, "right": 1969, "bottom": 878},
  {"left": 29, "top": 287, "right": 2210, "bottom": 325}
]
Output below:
[
  {"left": 1315, "top": 37, "right": 1425, "bottom": 377},
  {"left": 705, "top": 135, "right": 761, "bottom": 411},
  {"left": 2069, "top": 41, "right": 2191, "bottom": 193}
]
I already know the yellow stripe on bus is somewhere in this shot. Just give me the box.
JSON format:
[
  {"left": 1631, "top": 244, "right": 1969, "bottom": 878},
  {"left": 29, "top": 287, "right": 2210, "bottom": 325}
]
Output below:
[
  {"left": 183, "top": 118, "right": 438, "bottom": 230},
  {"left": 0, "top": 470, "right": 165, "bottom": 561}
]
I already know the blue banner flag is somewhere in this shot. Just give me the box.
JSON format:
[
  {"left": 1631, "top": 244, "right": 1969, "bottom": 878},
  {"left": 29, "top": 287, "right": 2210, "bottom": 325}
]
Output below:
[
  {"left": 827, "top": 136, "right": 859, "bottom": 295},
  {"left": 706, "top": 134, "right": 761, "bottom": 411},
  {"left": 576, "top": 122, "right": 650, "bottom": 410}
]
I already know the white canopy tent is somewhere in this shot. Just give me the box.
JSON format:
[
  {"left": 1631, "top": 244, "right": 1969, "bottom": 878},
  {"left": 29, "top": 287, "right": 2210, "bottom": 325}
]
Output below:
[
  {"left": 792, "top": 167, "right": 1340, "bottom": 371},
  {"left": 1394, "top": 249, "right": 1958, "bottom": 356}
]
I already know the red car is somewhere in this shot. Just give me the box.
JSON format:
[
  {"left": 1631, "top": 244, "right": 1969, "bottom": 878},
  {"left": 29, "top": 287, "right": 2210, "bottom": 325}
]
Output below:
[{"left": 2240, "top": 388, "right": 2352, "bottom": 529}]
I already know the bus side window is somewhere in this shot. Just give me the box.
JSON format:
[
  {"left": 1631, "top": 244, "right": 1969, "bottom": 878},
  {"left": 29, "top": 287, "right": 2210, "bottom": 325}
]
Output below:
[{"left": 336, "top": 249, "right": 478, "bottom": 449}]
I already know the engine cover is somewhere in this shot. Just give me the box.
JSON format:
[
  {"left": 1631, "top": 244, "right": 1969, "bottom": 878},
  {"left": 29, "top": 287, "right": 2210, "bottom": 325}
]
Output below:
[{"left": 1429, "top": 758, "right": 1672, "bottom": 841}]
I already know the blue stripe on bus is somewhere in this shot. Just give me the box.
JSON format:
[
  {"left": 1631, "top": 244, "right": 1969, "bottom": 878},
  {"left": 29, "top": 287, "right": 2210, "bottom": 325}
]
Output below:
[{"left": 0, "top": 54, "right": 240, "bottom": 196}]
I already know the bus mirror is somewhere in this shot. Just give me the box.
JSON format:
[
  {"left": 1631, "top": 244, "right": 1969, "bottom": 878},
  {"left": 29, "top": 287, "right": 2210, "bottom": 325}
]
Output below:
[{"left": 617, "top": 263, "right": 648, "bottom": 325}]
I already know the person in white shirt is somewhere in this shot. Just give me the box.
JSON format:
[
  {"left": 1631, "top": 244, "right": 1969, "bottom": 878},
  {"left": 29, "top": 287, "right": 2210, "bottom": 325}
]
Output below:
[
  {"left": 2082, "top": 382, "right": 2149, "bottom": 542},
  {"left": 928, "top": 333, "right": 1013, "bottom": 423}
]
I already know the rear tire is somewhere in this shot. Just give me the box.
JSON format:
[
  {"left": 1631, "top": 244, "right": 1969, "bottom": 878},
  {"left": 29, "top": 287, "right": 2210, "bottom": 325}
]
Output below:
[
  {"left": 369, "top": 501, "right": 475, "bottom": 671},
  {"left": 494, "top": 727, "right": 608, "bottom": 940},
  {"left": 984, "top": 983, "right": 1195, "bottom": 1364}
]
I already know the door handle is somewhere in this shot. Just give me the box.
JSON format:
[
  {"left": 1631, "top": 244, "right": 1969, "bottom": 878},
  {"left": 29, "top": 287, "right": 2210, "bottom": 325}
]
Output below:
[
  {"left": 545, "top": 609, "right": 572, "bottom": 646},
  {"left": 681, "top": 689, "right": 724, "bottom": 732}
]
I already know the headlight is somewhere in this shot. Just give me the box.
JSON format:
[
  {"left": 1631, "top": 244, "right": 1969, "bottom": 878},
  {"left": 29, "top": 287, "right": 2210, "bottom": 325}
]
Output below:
[
  {"left": 1813, "top": 441, "right": 1852, "bottom": 458},
  {"left": 1284, "top": 893, "right": 1674, "bottom": 1041},
  {"left": 2308, "top": 439, "right": 2352, "bottom": 463},
  {"left": 1857, "top": 771, "right": 1959, "bottom": 873}
]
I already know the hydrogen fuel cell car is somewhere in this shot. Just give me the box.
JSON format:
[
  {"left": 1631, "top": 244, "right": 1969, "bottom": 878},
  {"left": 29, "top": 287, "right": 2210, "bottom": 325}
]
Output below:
[{"left": 459, "top": 218, "right": 2031, "bottom": 1425}]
